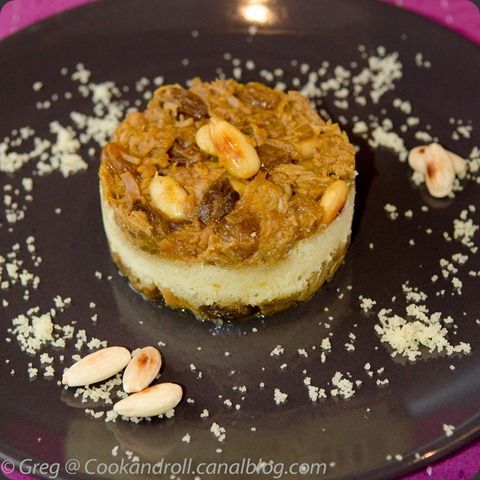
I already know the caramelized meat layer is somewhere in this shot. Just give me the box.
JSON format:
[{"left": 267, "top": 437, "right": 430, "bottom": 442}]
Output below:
[{"left": 100, "top": 79, "right": 355, "bottom": 265}]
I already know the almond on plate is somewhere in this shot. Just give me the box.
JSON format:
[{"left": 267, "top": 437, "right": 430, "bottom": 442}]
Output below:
[
  {"left": 114, "top": 383, "right": 183, "bottom": 418},
  {"left": 122, "top": 346, "right": 162, "bottom": 393},
  {"left": 62, "top": 346, "right": 131, "bottom": 387}
]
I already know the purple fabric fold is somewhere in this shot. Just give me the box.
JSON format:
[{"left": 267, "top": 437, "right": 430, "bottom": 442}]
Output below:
[{"left": 382, "top": 0, "right": 480, "bottom": 45}]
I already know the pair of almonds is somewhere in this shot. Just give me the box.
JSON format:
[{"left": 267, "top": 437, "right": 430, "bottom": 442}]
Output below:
[
  {"left": 62, "top": 346, "right": 182, "bottom": 417},
  {"left": 61, "top": 346, "right": 160, "bottom": 392},
  {"left": 150, "top": 117, "right": 261, "bottom": 222},
  {"left": 408, "top": 143, "right": 467, "bottom": 198}
]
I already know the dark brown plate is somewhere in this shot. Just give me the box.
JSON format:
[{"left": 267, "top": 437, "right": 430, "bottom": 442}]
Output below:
[{"left": 0, "top": 1, "right": 479, "bottom": 479}]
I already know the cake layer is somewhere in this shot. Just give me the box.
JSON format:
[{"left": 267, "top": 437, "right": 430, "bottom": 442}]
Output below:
[{"left": 101, "top": 186, "right": 354, "bottom": 321}]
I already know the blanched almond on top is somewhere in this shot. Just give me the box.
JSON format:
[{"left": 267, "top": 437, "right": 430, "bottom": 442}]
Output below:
[
  {"left": 123, "top": 346, "right": 162, "bottom": 393},
  {"left": 149, "top": 174, "right": 189, "bottom": 221},
  {"left": 297, "top": 138, "right": 317, "bottom": 159},
  {"left": 195, "top": 124, "right": 217, "bottom": 156},
  {"left": 62, "top": 346, "right": 131, "bottom": 387},
  {"left": 113, "top": 383, "right": 183, "bottom": 418},
  {"left": 209, "top": 117, "right": 260, "bottom": 179},
  {"left": 424, "top": 143, "right": 455, "bottom": 198},
  {"left": 319, "top": 180, "right": 349, "bottom": 225}
]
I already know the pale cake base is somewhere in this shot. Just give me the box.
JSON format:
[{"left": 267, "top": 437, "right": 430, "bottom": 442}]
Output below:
[{"left": 101, "top": 186, "right": 355, "bottom": 321}]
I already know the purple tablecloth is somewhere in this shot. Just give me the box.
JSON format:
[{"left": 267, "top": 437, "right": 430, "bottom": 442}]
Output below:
[{"left": 0, "top": 1, "right": 479, "bottom": 479}]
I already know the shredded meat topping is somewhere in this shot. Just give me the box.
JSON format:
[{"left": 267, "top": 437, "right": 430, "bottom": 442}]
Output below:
[{"left": 100, "top": 79, "right": 355, "bottom": 265}]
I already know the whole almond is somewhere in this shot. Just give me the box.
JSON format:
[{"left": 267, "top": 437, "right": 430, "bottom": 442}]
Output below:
[
  {"left": 424, "top": 143, "right": 455, "bottom": 198},
  {"left": 62, "top": 346, "right": 131, "bottom": 387},
  {"left": 114, "top": 383, "right": 183, "bottom": 418},
  {"left": 447, "top": 150, "right": 467, "bottom": 178},
  {"left": 209, "top": 117, "right": 260, "bottom": 179},
  {"left": 123, "top": 346, "right": 162, "bottom": 393},
  {"left": 408, "top": 145, "right": 427, "bottom": 172},
  {"left": 149, "top": 174, "right": 189, "bottom": 221},
  {"left": 319, "top": 180, "right": 349, "bottom": 225},
  {"left": 195, "top": 124, "right": 217, "bottom": 156}
]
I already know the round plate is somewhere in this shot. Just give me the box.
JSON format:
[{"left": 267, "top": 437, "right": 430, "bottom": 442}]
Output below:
[{"left": 0, "top": 1, "right": 479, "bottom": 479}]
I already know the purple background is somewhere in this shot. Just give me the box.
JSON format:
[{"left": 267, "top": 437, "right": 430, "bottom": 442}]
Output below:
[
  {"left": 0, "top": 0, "right": 479, "bottom": 43},
  {"left": 0, "top": 1, "right": 479, "bottom": 479}
]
